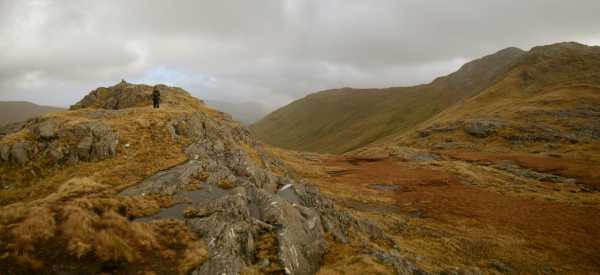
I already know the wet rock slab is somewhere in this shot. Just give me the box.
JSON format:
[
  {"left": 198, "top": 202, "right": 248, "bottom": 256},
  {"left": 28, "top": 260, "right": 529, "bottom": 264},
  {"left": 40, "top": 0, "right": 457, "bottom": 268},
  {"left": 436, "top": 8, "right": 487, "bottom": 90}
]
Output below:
[{"left": 135, "top": 185, "right": 229, "bottom": 222}]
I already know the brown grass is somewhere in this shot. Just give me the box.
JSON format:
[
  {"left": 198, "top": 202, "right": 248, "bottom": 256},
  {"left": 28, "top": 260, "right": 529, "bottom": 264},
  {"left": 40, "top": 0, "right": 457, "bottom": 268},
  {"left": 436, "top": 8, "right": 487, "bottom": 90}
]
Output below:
[
  {"left": 0, "top": 178, "right": 207, "bottom": 273},
  {"left": 276, "top": 150, "right": 600, "bottom": 274},
  {"left": 218, "top": 179, "right": 235, "bottom": 189},
  {"left": 0, "top": 106, "right": 191, "bottom": 205},
  {"left": 318, "top": 235, "right": 394, "bottom": 275},
  {"left": 0, "top": 87, "right": 254, "bottom": 273}
]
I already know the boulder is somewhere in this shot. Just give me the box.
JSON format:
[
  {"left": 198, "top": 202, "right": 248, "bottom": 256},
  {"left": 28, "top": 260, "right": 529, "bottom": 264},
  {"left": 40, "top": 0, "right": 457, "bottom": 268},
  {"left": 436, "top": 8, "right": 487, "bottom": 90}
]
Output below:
[
  {"left": 66, "top": 121, "right": 119, "bottom": 162},
  {"left": 10, "top": 141, "right": 32, "bottom": 164},
  {"left": 88, "top": 122, "right": 118, "bottom": 161},
  {"left": 35, "top": 120, "right": 58, "bottom": 139},
  {"left": 464, "top": 120, "right": 505, "bottom": 138},
  {"left": 76, "top": 136, "right": 93, "bottom": 161},
  {"left": 45, "top": 142, "right": 64, "bottom": 162},
  {"left": 0, "top": 143, "right": 10, "bottom": 162}
]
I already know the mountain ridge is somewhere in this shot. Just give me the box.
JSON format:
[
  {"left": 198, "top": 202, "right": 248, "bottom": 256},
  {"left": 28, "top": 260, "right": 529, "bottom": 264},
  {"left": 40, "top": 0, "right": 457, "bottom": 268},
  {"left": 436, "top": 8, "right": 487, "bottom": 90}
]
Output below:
[{"left": 250, "top": 45, "right": 527, "bottom": 153}]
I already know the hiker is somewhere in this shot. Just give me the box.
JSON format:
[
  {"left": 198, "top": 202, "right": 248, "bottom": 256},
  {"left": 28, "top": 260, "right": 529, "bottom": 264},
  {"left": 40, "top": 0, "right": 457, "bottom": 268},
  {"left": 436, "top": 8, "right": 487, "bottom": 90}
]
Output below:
[{"left": 152, "top": 88, "right": 161, "bottom": 109}]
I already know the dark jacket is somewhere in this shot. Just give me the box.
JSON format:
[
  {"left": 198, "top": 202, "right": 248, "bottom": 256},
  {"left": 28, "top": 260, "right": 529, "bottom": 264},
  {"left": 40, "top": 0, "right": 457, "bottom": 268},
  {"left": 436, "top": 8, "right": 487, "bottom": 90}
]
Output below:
[{"left": 152, "top": 90, "right": 161, "bottom": 100}]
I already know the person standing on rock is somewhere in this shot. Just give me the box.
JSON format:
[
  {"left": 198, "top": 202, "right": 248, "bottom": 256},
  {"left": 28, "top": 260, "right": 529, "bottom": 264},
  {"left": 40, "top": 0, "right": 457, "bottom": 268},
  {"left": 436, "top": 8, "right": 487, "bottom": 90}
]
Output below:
[{"left": 152, "top": 88, "right": 161, "bottom": 109}]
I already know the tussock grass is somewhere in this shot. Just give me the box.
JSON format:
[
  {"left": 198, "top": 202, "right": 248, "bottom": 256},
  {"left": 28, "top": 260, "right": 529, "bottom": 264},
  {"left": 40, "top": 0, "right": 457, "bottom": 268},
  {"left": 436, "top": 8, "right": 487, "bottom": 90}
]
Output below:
[
  {"left": 0, "top": 106, "right": 189, "bottom": 205},
  {"left": 1, "top": 178, "right": 207, "bottom": 273}
]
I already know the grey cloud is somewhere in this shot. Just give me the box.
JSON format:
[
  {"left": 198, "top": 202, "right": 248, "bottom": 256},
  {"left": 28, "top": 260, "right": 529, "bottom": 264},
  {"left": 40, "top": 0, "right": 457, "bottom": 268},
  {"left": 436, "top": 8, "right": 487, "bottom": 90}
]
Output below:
[{"left": 0, "top": 0, "right": 599, "bottom": 110}]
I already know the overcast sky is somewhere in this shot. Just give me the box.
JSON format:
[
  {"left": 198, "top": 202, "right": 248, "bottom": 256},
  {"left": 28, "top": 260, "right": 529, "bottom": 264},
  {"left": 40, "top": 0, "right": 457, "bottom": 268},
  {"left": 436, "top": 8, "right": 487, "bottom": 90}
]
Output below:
[{"left": 1, "top": 0, "right": 599, "bottom": 109}]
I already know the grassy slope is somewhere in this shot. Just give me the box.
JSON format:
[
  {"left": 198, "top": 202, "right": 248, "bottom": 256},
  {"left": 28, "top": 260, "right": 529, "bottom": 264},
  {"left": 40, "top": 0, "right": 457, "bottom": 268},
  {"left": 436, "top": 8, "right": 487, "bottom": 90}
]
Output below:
[
  {"left": 251, "top": 47, "right": 526, "bottom": 153},
  {"left": 380, "top": 42, "right": 600, "bottom": 186},
  {"left": 0, "top": 101, "right": 65, "bottom": 126},
  {"left": 404, "top": 42, "right": 600, "bottom": 128},
  {"left": 393, "top": 42, "right": 600, "bottom": 151}
]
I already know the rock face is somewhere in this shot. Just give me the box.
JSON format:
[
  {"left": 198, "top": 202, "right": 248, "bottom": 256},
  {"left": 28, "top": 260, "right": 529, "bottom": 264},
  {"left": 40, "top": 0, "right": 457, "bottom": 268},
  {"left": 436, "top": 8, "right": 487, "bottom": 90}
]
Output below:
[
  {"left": 185, "top": 185, "right": 328, "bottom": 275},
  {"left": 123, "top": 160, "right": 413, "bottom": 274},
  {"left": 0, "top": 118, "right": 118, "bottom": 166},
  {"left": 119, "top": 100, "right": 419, "bottom": 274}
]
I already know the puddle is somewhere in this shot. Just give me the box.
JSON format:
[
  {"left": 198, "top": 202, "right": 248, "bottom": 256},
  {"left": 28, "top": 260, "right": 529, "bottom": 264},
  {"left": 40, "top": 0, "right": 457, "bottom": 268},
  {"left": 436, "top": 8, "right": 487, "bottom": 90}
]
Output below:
[
  {"left": 367, "top": 183, "right": 401, "bottom": 190},
  {"left": 136, "top": 185, "right": 229, "bottom": 222},
  {"left": 278, "top": 184, "right": 302, "bottom": 205}
]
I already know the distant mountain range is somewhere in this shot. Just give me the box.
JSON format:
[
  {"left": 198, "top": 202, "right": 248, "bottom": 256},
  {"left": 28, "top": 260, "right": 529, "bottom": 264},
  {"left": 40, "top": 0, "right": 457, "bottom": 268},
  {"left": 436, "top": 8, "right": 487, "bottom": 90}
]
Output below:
[
  {"left": 0, "top": 101, "right": 65, "bottom": 126},
  {"left": 251, "top": 42, "right": 600, "bottom": 155}
]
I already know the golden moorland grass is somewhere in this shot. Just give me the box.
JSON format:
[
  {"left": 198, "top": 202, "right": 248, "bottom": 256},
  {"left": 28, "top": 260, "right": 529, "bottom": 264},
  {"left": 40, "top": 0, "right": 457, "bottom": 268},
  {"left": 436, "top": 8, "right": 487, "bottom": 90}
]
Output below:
[
  {"left": 1, "top": 177, "right": 207, "bottom": 273},
  {"left": 271, "top": 147, "right": 600, "bottom": 273}
]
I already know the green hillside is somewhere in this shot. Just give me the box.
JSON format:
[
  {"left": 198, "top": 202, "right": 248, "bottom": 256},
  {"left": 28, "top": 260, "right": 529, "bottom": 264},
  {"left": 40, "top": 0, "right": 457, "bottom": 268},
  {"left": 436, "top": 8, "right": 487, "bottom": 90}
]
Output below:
[{"left": 251, "top": 47, "right": 526, "bottom": 153}]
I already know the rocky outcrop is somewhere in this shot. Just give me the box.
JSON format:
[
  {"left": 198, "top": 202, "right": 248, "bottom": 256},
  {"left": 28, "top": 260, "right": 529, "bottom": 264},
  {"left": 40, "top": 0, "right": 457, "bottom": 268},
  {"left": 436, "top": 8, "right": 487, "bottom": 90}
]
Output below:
[
  {"left": 491, "top": 162, "right": 576, "bottom": 183},
  {"left": 463, "top": 120, "right": 506, "bottom": 138},
  {"left": 0, "top": 121, "right": 26, "bottom": 139},
  {"left": 418, "top": 118, "right": 590, "bottom": 146},
  {"left": 418, "top": 120, "right": 506, "bottom": 139},
  {"left": 119, "top": 104, "right": 421, "bottom": 274},
  {"left": 71, "top": 80, "right": 203, "bottom": 110},
  {"left": 185, "top": 184, "right": 328, "bottom": 275},
  {"left": 0, "top": 118, "right": 118, "bottom": 166},
  {"left": 503, "top": 124, "right": 576, "bottom": 144},
  {"left": 122, "top": 158, "right": 417, "bottom": 274}
]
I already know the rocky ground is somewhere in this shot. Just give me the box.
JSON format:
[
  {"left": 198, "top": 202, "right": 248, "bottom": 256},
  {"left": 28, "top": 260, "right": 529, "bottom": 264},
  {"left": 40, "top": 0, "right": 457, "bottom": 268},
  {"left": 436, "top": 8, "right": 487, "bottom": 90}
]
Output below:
[{"left": 0, "top": 82, "right": 437, "bottom": 274}]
